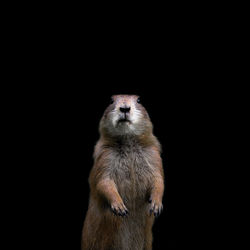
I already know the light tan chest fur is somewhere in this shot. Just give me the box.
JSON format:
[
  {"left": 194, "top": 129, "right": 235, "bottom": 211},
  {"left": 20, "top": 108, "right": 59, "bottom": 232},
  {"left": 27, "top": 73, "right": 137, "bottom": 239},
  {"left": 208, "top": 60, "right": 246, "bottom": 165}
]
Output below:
[{"left": 107, "top": 144, "right": 155, "bottom": 211}]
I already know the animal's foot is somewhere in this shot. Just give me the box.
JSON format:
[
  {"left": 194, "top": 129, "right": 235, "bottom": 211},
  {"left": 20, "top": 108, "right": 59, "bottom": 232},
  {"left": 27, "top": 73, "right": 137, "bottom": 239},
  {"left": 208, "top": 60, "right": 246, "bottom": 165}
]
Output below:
[
  {"left": 111, "top": 201, "right": 129, "bottom": 217},
  {"left": 148, "top": 197, "right": 163, "bottom": 217}
]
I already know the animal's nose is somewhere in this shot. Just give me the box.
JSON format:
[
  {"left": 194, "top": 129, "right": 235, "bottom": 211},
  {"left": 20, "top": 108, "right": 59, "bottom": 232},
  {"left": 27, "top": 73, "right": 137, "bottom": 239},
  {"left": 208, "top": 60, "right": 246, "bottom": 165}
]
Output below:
[{"left": 120, "top": 107, "right": 131, "bottom": 113}]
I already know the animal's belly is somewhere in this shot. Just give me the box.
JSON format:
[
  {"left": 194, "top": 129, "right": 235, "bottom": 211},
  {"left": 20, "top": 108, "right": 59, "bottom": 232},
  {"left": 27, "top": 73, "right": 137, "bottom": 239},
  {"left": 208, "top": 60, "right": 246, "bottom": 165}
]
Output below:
[
  {"left": 110, "top": 150, "right": 155, "bottom": 211},
  {"left": 115, "top": 170, "right": 153, "bottom": 211}
]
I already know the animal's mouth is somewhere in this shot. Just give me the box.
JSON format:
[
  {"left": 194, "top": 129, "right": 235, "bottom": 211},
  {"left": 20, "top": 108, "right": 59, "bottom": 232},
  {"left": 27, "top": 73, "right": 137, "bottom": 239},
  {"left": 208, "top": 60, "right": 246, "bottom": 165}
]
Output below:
[
  {"left": 116, "top": 112, "right": 132, "bottom": 125},
  {"left": 118, "top": 114, "right": 131, "bottom": 124},
  {"left": 117, "top": 112, "right": 130, "bottom": 123},
  {"left": 118, "top": 118, "right": 131, "bottom": 123}
]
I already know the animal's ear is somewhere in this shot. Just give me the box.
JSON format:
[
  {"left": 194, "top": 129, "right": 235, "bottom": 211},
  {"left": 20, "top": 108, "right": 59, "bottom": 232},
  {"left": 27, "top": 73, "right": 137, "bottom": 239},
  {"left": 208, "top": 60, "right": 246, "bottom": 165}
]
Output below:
[{"left": 110, "top": 95, "right": 117, "bottom": 104}]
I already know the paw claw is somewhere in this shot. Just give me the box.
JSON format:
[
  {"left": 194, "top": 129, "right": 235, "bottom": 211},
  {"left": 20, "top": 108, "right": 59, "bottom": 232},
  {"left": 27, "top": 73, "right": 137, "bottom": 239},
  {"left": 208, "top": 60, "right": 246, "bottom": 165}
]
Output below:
[
  {"left": 111, "top": 201, "right": 129, "bottom": 217},
  {"left": 149, "top": 200, "right": 163, "bottom": 217}
]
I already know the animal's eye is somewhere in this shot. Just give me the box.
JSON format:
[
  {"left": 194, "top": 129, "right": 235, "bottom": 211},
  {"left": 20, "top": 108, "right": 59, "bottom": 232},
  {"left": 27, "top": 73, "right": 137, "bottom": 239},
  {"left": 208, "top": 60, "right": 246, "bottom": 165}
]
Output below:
[
  {"left": 110, "top": 97, "right": 114, "bottom": 104},
  {"left": 137, "top": 97, "right": 141, "bottom": 103}
]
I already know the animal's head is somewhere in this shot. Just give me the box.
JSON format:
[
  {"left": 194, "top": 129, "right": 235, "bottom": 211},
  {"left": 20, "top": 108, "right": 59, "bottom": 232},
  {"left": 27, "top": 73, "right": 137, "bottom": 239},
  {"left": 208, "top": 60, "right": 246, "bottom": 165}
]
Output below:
[{"left": 100, "top": 95, "right": 153, "bottom": 137}]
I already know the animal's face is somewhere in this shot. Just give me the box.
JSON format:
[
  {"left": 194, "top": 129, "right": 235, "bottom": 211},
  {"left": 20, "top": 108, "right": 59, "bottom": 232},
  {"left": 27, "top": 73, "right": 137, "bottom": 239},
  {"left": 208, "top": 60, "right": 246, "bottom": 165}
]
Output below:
[{"left": 100, "top": 95, "right": 152, "bottom": 136}]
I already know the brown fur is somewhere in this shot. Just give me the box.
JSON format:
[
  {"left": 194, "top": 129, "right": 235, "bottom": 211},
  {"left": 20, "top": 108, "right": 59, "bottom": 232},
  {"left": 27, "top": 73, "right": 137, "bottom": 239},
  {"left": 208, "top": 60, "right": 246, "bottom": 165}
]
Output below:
[{"left": 82, "top": 95, "right": 164, "bottom": 250}]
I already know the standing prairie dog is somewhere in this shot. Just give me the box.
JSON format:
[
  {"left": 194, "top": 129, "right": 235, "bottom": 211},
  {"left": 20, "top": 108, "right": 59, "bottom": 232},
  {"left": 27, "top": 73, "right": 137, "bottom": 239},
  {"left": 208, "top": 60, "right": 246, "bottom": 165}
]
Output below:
[{"left": 82, "top": 95, "right": 164, "bottom": 250}]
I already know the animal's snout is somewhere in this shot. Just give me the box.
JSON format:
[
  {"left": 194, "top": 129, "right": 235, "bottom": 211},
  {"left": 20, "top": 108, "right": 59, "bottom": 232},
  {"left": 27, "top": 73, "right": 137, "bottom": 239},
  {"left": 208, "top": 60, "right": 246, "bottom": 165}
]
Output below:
[{"left": 120, "top": 106, "right": 131, "bottom": 113}]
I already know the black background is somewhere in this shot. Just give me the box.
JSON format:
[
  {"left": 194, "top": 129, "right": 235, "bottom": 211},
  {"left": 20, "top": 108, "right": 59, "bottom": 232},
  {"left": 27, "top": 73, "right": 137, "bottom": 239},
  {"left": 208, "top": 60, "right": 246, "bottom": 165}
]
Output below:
[
  {"left": 13, "top": 15, "right": 233, "bottom": 249},
  {"left": 21, "top": 48, "right": 220, "bottom": 249}
]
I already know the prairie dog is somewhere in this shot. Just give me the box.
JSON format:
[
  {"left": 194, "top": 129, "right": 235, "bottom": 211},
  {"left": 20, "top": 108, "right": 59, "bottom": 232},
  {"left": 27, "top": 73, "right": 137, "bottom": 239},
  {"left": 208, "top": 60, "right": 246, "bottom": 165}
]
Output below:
[{"left": 82, "top": 95, "right": 164, "bottom": 250}]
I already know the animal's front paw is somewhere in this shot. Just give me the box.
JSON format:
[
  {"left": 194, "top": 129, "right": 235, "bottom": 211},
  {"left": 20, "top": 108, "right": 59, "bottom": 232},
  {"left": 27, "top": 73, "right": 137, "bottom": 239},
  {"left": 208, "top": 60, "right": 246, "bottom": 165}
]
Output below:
[
  {"left": 148, "top": 198, "right": 163, "bottom": 217},
  {"left": 111, "top": 201, "right": 129, "bottom": 217}
]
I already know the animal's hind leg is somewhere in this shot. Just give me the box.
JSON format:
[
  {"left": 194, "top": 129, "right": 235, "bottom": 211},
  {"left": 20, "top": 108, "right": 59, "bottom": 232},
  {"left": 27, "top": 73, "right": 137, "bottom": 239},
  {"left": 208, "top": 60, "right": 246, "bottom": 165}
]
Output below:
[
  {"left": 144, "top": 233, "right": 152, "bottom": 250},
  {"left": 144, "top": 216, "right": 154, "bottom": 250}
]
